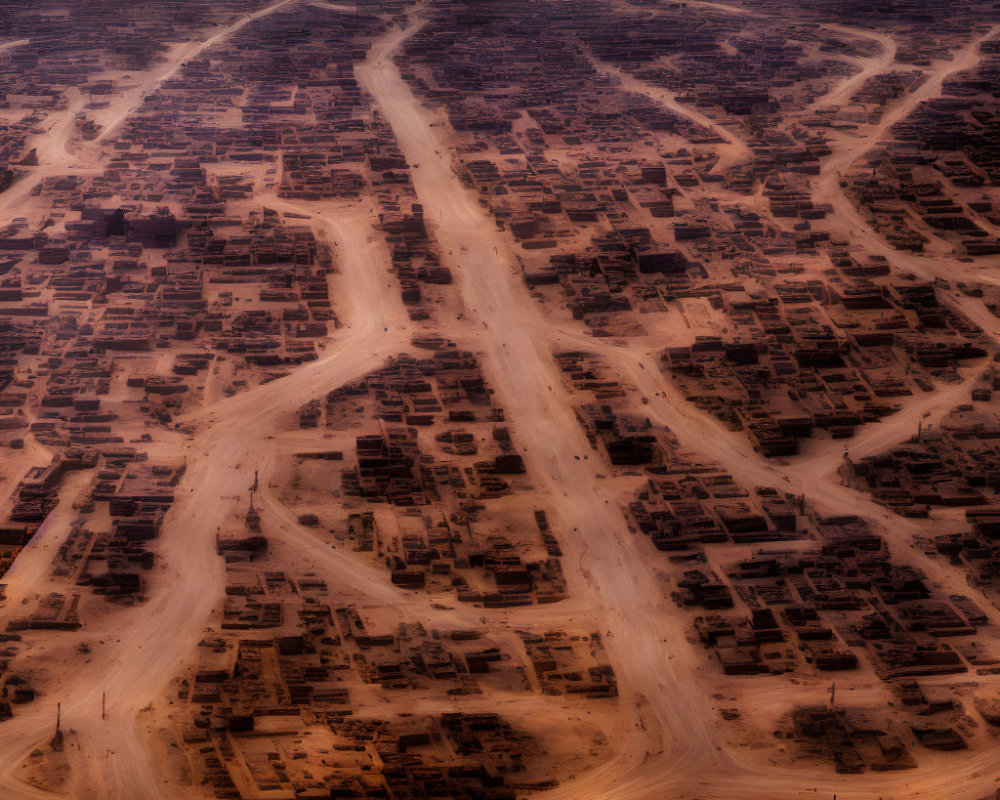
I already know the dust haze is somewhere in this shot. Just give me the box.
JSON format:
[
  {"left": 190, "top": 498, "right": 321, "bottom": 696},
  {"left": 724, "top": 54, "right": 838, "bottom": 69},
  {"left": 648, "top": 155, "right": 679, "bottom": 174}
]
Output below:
[{"left": 0, "top": 0, "right": 998, "bottom": 798}]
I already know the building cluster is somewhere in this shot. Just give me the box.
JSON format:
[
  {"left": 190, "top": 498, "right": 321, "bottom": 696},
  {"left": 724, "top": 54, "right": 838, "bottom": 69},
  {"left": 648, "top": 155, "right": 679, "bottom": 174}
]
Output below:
[
  {"left": 837, "top": 39, "right": 1000, "bottom": 256},
  {"left": 0, "top": 0, "right": 999, "bottom": 791},
  {"left": 551, "top": 345, "right": 997, "bottom": 767},
  {"left": 182, "top": 518, "right": 613, "bottom": 798},
  {"left": 1, "top": 448, "right": 183, "bottom": 631},
  {"left": 294, "top": 344, "right": 569, "bottom": 607},
  {"left": 395, "top": 0, "right": 996, "bottom": 461},
  {"left": 0, "top": 8, "right": 408, "bottom": 466},
  {"left": 661, "top": 275, "right": 985, "bottom": 455},
  {"left": 847, "top": 403, "right": 1000, "bottom": 599}
]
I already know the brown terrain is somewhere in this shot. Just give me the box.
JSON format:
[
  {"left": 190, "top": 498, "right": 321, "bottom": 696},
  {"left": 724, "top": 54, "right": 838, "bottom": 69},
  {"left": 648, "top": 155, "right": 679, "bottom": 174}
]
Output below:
[{"left": 2, "top": 0, "right": 1000, "bottom": 798}]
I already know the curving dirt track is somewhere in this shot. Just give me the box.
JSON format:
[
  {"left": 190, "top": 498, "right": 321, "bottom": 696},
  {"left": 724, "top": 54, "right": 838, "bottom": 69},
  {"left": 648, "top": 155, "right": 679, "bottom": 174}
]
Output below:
[
  {"left": 1, "top": 3, "right": 1000, "bottom": 799},
  {"left": 354, "top": 15, "right": 1000, "bottom": 800},
  {"left": 587, "top": 50, "right": 751, "bottom": 171}
]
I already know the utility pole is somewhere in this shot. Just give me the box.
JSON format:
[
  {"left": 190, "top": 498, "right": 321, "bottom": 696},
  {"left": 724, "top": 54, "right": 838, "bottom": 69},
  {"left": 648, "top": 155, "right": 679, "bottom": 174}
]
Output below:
[
  {"left": 51, "top": 701, "right": 64, "bottom": 751},
  {"left": 102, "top": 691, "right": 107, "bottom": 720}
]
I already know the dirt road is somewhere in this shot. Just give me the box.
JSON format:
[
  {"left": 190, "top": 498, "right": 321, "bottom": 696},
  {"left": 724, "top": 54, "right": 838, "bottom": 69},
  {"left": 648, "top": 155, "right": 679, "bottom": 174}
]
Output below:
[
  {"left": 589, "top": 53, "right": 751, "bottom": 170},
  {"left": 353, "top": 14, "right": 1000, "bottom": 800},
  {"left": 0, "top": 4, "right": 998, "bottom": 799},
  {"left": 358, "top": 13, "right": 751, "bottom": 794},
  {"left": 806, "top": 25, "right": 899, "bottom": 111},
  {"left": 95, "top": 0, "right": 301, "bottom": 144}
]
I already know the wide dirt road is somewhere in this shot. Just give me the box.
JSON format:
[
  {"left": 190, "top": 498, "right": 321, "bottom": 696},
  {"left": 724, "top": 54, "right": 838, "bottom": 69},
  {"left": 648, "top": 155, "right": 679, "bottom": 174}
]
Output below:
[
  {"left": 356, "top": 13, "right": 1000, "bottom": 800},
  {"left": 358, "top": 15, "right": 744, "bottom": 796}
]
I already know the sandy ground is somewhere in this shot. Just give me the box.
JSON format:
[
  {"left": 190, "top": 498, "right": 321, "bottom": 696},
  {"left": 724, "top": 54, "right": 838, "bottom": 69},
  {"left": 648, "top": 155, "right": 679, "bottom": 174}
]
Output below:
[
  {"left": 589, "top": 54, "right": 751, "bottom": 171},
  {"left": 0, "top": 3, "right": 1000, "bottom": 799},
  {"left": 355, "top": 14, "right": 1000, "bottom": 800},
  {"left": 806, "top": 26, "right": 899, "bottom": 112}
]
